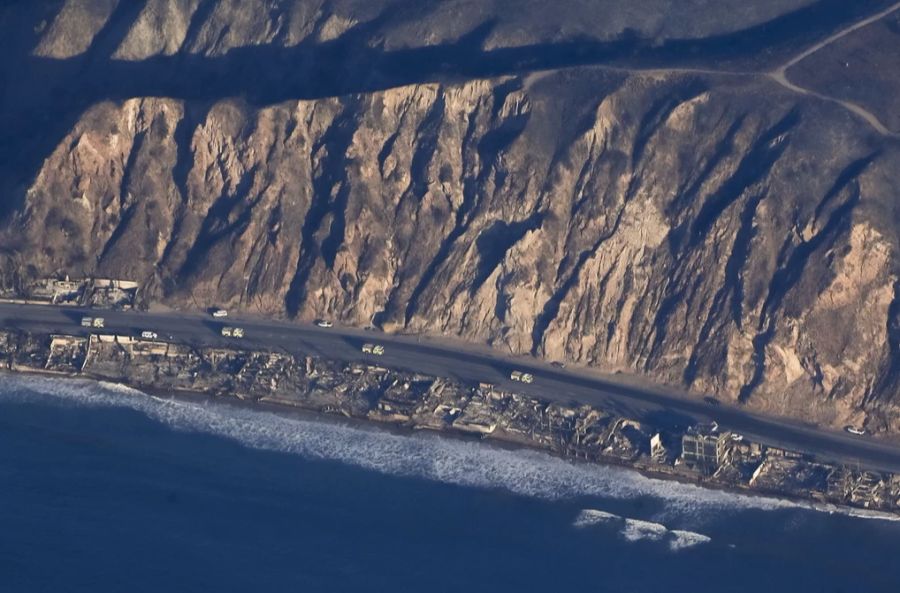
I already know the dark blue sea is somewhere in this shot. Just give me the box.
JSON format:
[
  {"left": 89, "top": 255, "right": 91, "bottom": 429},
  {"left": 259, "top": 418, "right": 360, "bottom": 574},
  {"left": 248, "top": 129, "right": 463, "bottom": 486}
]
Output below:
[{"left": 2, "top": 375, "right": 899, "bottom": 593}]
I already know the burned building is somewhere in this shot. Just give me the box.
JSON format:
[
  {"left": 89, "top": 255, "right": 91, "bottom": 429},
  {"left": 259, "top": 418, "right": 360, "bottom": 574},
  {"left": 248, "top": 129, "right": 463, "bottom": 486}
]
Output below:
[{"left": 681, "top": 423, "right": 725, "bottom": 473}]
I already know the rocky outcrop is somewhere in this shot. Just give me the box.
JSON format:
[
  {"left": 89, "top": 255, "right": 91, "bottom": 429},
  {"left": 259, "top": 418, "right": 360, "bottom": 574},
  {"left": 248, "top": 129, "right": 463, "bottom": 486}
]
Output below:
[{"left": 1, "top": 0, "right": 899, "bottom": 433}]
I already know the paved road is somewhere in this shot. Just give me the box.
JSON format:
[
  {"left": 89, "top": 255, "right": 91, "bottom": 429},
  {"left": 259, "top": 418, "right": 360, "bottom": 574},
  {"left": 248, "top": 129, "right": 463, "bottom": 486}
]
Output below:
[{"left": 3, "top": 302, "right": 900, "bottom": 473}]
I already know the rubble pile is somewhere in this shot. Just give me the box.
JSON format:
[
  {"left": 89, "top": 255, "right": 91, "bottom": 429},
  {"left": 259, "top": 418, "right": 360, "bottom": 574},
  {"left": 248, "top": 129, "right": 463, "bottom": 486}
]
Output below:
[{"left": 0, "top": 277, "right": 138, "bottom": 309}]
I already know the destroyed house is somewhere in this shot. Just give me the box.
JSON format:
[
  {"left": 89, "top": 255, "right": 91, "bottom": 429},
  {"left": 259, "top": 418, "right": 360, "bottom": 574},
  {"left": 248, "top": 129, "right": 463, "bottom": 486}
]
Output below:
[{"left": 682, "top": 425, "right": 725, "bottom": 472}]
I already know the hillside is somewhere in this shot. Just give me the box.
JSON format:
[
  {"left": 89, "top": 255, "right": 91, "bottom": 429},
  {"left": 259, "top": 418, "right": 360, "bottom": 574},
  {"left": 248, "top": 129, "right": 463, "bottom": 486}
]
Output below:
[{"left": 1, "top": 0, "right": 898, "bottom": 433}]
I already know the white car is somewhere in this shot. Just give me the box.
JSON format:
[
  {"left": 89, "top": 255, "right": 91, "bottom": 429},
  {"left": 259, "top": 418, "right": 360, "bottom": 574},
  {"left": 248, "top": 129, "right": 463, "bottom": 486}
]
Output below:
[
  {"left": 80, "top": 317, "right": 93, "bottom": 327},
  {"left": 221, "top": 327, "right": 244, "bottom": 338},
  {"left": 510, "top": 370, "right": 534, "bottom": 384},
  {"left": 844, "top": 426, "right": 867, "bottom": 436},
  {"left": 315, "top": 319, "right": 334, "bottom": 328},
  {"left": 212, "top": 309, "right": 228, "bottom": 318},
  {"left": 362, "top": 343, "right": 384, "bottom": 355},
  {"left": 140, "top": 331, "right": 158, "bottom": 340}
]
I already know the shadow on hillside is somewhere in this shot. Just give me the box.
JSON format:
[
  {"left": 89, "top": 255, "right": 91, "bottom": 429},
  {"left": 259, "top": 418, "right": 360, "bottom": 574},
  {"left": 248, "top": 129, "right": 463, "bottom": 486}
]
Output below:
[{"left": 0, "top": 0, "right": 892, "bottom": 220}]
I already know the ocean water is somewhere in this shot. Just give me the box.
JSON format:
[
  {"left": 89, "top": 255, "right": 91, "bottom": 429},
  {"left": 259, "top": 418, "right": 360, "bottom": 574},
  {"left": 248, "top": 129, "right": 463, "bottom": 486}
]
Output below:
[{"left": 2, "top": 375, "right": 899, "bottom": 592}]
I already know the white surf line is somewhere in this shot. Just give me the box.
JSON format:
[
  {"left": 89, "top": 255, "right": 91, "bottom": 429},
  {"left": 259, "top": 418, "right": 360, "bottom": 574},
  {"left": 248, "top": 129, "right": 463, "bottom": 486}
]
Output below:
[
  {"left": 0, "top": 374, "right": 801, "bottom": 514},
  {"left": 768, "top": 1, "right": 900, "bottom": 137},
  {"left": 6, "top": 373, "right": 900, "bottom": 523}
]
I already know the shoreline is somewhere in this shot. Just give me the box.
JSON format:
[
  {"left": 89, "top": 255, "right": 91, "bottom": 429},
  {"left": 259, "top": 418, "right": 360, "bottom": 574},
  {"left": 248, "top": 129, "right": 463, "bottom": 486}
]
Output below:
[
  {"left": 4, "top": 365, "right": 899, "bottom": 522},
  {"left": 1, "top": 325, "right": 898, "bottom": 517}
]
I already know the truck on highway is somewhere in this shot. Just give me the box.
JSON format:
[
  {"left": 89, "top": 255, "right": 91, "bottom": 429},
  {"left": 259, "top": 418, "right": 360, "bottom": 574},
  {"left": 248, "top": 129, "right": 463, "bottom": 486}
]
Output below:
[
  {"left": 140, "top": 331, "right": 158, "bottom": 340},
  {"left": 510, "top": 370, "right": 534, "bottom": 384},
  {"left": 221, "top": 327, "right": 244, "bottom": 338},
  {"left": 80, "top": 317, "right": 105, "bottom": 328},
  {"left": 361, "top": 343, "right": 384, "bottom": 355}
]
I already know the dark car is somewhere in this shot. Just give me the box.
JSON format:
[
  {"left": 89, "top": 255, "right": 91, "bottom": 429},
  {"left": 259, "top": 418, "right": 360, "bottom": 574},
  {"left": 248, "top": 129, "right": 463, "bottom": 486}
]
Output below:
[{"left": 703, "top": 396, "right": 721, "bottom": 406}]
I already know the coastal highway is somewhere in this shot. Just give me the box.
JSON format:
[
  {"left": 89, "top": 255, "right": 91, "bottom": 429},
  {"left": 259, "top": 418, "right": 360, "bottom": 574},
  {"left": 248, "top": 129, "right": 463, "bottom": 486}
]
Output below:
[{"left": 3, "top": 302, "right": 900, "bottom": 473}]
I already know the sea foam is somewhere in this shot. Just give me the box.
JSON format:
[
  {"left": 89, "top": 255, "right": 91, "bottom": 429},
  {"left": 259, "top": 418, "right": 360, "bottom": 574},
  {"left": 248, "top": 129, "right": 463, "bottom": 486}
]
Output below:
[
  {"left": 622, "top": 518, "right": 669, "bottom": 542},
  {"left": 572, "top": 509, "right": 621, "bottom": 528},
  {"left": 0, "top": 374, "right": 888, "bottom": 522},
  {"left": 573, "top": 509, "right": 712, "bottom": 551},
  {"left": 668, "top": 530, "right": 713, "bottom": 551}
]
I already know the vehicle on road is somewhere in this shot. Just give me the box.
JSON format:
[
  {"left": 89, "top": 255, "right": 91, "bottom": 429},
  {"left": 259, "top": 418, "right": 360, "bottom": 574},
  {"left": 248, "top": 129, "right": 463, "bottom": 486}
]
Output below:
[
  {"left": 693, "top": 421, "right": 720, "bottom": 433},
  {"left": 704, "top": 396, "right": 721, "bottom": 406},
  {"left": 510, "top": 370, "right": 534, "bottom": 384},
  {"left": 140, "top": 331, "right": 158, "bottom": 340},
  {"left": 845, "top": 426, "right": 867, "bottom": 436},
  {"left": 550, "top": 361, "right": 566, "bottom": 369},
  {"left": 81, "top": 317, "right": 104, "bottom": 328},
  {"left": 362, "top": 343, "right": 384, "bottom": 355},
  {"left": 6, "top": 301, "right": 900, "bottom": 475},
  {"left": 221, "top": 327, "right": 244, "bottom": 338},
  {"left": 211, "top": 309, "right": 228, "bottom": 318},
  {"left": 315, "top": 319, "right": 334, "bottom": 328}
]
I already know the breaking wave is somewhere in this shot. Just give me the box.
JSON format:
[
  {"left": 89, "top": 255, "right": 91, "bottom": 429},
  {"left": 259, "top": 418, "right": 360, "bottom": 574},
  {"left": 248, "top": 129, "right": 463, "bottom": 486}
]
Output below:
[
  {"left": 622, "top": 518, "right": 669, "bottom": 542},
  {"left": 572, "top": 509, "right": 621, "bottom": 527},
  {"left": 669, "top": 530, "right": 713, "bottom": 551},
  {"left": 1, "top": 374, "right": 893, "bottom": 523},
  {"left": 809, "top": 504, "right": 900, "bottom": 522},
  {"left": 574, "top": 509, "right": 712, "bottom": 551}
]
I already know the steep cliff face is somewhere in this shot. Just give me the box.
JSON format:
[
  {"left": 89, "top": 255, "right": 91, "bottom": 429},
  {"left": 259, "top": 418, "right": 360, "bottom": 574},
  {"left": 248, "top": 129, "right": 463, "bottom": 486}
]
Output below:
[{"left": 1, "top": 0, "right": 899, "bottom": 432}]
